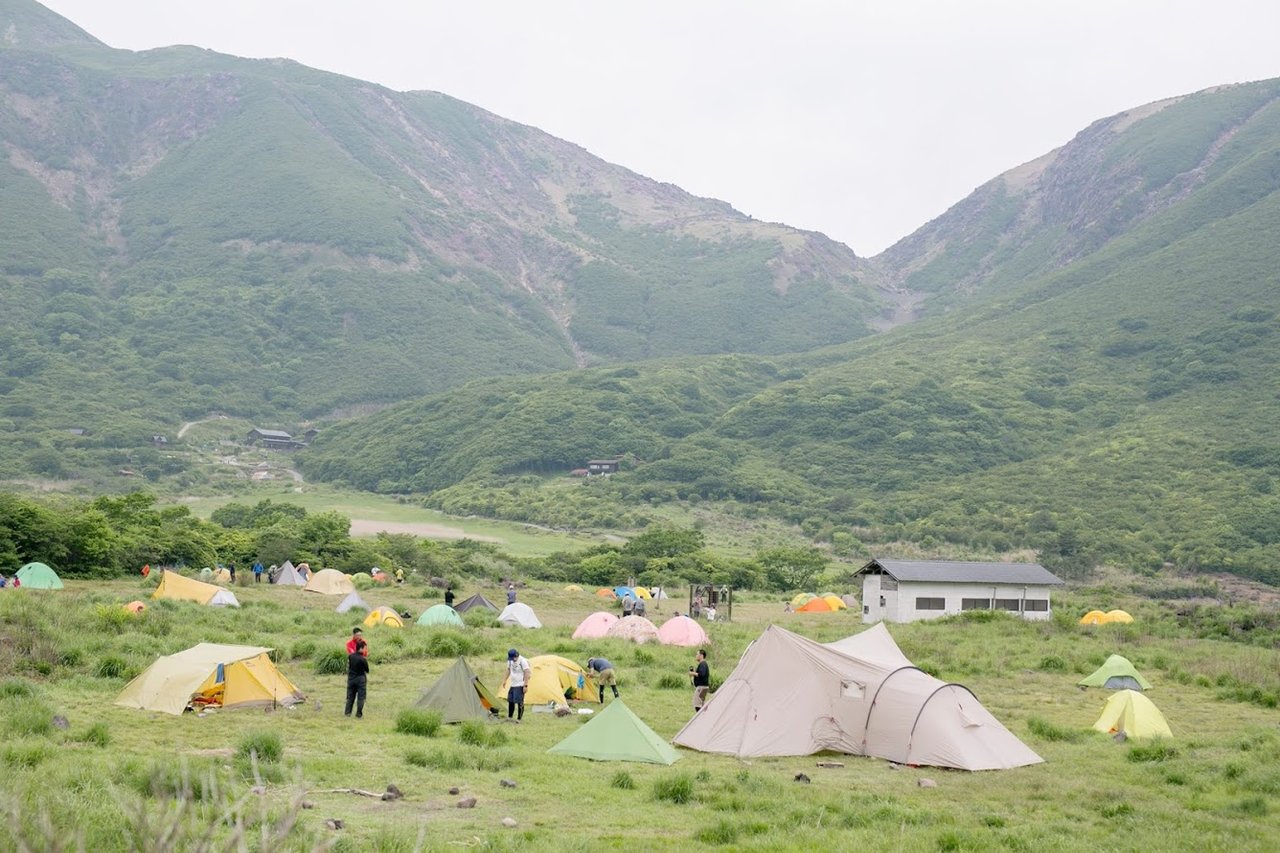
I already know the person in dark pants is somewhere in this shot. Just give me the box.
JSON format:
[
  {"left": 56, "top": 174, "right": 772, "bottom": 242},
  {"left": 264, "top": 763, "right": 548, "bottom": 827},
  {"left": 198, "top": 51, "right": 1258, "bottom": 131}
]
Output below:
[
  {"left": 252, "top": 561, "right": 264, "bottom": 583},
  {"left": 345, "top": 637, "right": 369, "bottom": 718},
  {"left": 691, "top": 649, "right": 710, "bottom": 712},
  {"left": 227, "top": 563, "right": 236, "bottom": 583},
  {"left": 506, "top": 648, "right": 531, "bottom": 722},
  {"left": 586, "top": 657, "right": 620, "bottom": 702},
  {"left": 444, "top": 586, "right": 455, "bottom": 607}
]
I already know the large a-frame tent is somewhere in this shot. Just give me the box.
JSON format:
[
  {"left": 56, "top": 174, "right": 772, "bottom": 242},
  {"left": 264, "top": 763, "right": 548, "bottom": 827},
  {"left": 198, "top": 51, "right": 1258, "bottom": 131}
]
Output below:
[
  {"left": 415, "top": 657, "right": 499, "bottom": 722},
  {"left": 454, "top": 593, "right": 499, "bottom": 614},
  {"left": 674, "top": 624, "right": 1042, "bottom": 771},
  {"left": 274, "top": 561, "right": 307, "bottom": 586},
  {"left": 116, "top": 643, "right": 303, "bottom": 715},
  {"left": 152, "top": 570, "right": 240, "bottom": 607},
  {"left": 1078, "top": 654, "right": 1152, "bottom": 691},
  {"left": 16, "top": 562, "right": 63, "bottom": 589},
  {"left": 548, "top": 699, "right": 680, "bottom": 765}
]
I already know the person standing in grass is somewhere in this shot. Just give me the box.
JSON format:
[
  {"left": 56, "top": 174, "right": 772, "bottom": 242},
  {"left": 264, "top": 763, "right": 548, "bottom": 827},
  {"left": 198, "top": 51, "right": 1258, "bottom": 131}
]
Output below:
[
  {"left": 252, "top": 561, "right": 264, "bottom": 583},
  {"left": 690, "top": 649, "right": 710, "bottom": 712},
  {"left": 444, "top": 586, "right": 455, "bottom": 607},
  {"left": 506, "top": 648, "right": 531, "bottom": 722},
  {"left": 507, "top": 583, "right": 517, "bottom": 605},
  {"left": 345, "top": 637, "right": 369, "bottom": 718},
  {"left": 586, "top": 657, "right": 620, "bottom": 702}
]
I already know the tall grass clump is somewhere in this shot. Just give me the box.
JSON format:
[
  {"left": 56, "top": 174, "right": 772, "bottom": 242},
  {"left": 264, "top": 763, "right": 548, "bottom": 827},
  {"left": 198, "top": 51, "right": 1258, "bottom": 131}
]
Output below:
[
  {"left": 313, "top": 648, "right": 347, "bottom": 675},
  {"left": 653, "top": 772, "right": 696, "bottom": 804},
  {"left": 76, "top": 721, "right": 112, "bottom": 747},
  {"left": 0, "top": 677, "right": 37, "bottom": 698},
  {"left": 4, "top": 698, "right": 55, "bottom": 737},
  {"left": 395, "top": 708, "right": 442, "bottom": 738},
  {"left": 237, "top": 730, "right": 284, "bottom": 763},
  {"left": 458, "top": 719, "right": 507, "bottom": 747},
  {"left": 94, "top": 655, "right": 129, "bottom": 679},
  {"left": 611, "top": 770, "right": 636, "bottom": 790},
  {"left": 655, "top": 673, "right": 686, "bottom": 689},
  {"left": 1128, "top": 741, "right": 1178, "bottom": 762},
  {"left": 694, "top": 820, "right": 740, "bottom": 845},
  {"left": 1027, "top": 716, "right": 1083, "bottom": 742}
]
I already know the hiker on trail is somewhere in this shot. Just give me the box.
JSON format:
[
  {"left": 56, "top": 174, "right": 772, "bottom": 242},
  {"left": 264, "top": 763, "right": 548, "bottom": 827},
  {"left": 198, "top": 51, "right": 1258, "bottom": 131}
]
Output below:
[
  {"left": 346, "top": 627, "right": 368, "bottom": 656},
  {"left": 345, "top": 637, "right": 369, "bottom": 718},
  {"left": 444, "top": 586, "right": 455, "bottom": 607},
  {"left": 252, "top": 561, "right": 264, "bottom": 583},
  {"left": 586, "top": 657, "right": 620, "bottom": 702},
  {"left": 506, "top": 584, "right": 517, "bottom": 605},
  {"left": 506, "top": 648, "right": 531, "bottom": 722},
  {"left": 691, "top": 649, "right": 710, "bottom": 712},
  {"left": 621, "top": 594, "right": 635, "bottom": 618}
]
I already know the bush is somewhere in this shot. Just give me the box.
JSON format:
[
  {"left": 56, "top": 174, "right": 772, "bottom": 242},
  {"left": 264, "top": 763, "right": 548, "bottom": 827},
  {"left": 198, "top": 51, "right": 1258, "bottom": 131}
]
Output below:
[
  {"left": 395, "top": 709, "right": 442, "bottom": 738},
  {"left": 1128, "top": 741, "right": 1178, "bottom": 763},
  {"left": 653, "top": 773, "right": 695, "bottom": 804},
  {"left": 0, "top": 678, "right": 37, "bottom": 699},
  {"left": 1037, "top": 656, "right": 1067, "bottom": 672},
  {"left": 694, "top": 821, "right": 739, "bottom": 845},
  {"left": 76, "top": 722, "right": 112, "bottom": 747},
  {"left": 314, "top": 648, "right": 347, "bottom": 675},
  {"left": 237, "top": 730, "right": 284, "bottom": 763},
  {"left": 4, "top": 699, "right": 54, "bottom": 737},
  {"left": 291, "top": 640, "right": 317, "bottom": 660},
  {"left": 611, "top": 771, "right": 636, "bottom": 790},
  {"left": 1027, "top": 716, "right": 1083, "bottom": 742},
  {"left": 94, "top": 655, "right": 128, "bottom": 679},
  {"left": 2, "top": 741, "right": 56, "bottom": 769},
  {"left": 655, "top": 673, "right": 686, "bottom": 690}
]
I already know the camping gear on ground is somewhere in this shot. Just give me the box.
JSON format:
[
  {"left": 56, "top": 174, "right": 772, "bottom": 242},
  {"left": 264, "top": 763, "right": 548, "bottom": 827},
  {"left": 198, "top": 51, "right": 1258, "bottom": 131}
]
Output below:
[
  {"left": 499, "top": 655, "right": 598, "bottom": 704},
  {"left": 363, "top": 606, "right": 405, "bottom": 628},
  {"left": 16, "top": 562, "right": 63, "bottom": 589},
  {"left": 1079, "top": 654, "right": 1152, "bottom": 691},
  {"left": 548, "top": 699, "right": 680, "bottom": 765},
  {"left": 274, "top": 561, "right": 307, "bottom": 586},
  {"left": 416, "top": 657, "right": 500, "bottom": 722},
  {"left": 572, "top": 611, "right": 619, "bottom": 640},
  {"left": 674, "top": 624, "right": 1042, "bottom": 771},
  {"left": 797, "top": 597, "right": 835, "bottom": 613},
  {"left": 1105, "top": 609, "right": 1134, "bottom": 624},
  {"left": 304, "top": 569, "right": 355, "bottom": 595},
  {"left": 1093, "top": 690, "right": 1172, "bottom": 739},
  {"left": 335, "top": 591, "right": 369, "bottom": 613},
  {"left": 498, "top": 602, "right": 542, "bottom": 629},
  {"left": 417, "top": 603, "right": 465, "bottom": 628},
  {"left": 152, "top": 570, "right": 240, "bottom": 607},
  {"left": 115, "top": 643, "right": 303, "bottom": 715},
  {"left": 455, "top": 593, "right": 499, "bottom": 613},
  {"left": 606, "top": 615, "right": 660, "bottom": 643},
  {"left": 1079, "top": 610, "right": 1108, "bottom": 625},
  {"left": 657, "top": 615, "right": 710, "bottom": 647}
]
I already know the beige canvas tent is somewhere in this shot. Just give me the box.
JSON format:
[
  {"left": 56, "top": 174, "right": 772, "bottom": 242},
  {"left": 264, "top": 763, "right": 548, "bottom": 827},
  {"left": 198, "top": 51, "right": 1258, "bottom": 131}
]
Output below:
[
  {"left": 152, "top": 570, "right": 240, "bottom": 607},
  {"left": 304, "top": 569, "right": 355, "bottom": 596},
  {"left": 115, "top": 643, "right": 303, "bottom": 715},
  {"left": 674, "top": 624, "right": 1042, "bottom": 771},
  {"left": 274, "top": 561, "right": 307, "bottom": 586}
]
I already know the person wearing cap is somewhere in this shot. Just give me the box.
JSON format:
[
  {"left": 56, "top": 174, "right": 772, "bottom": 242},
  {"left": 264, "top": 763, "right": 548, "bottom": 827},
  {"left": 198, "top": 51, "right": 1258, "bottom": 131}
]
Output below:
[
  {"left": 505, "top": 648, "right": 531, "bottom": 722},
  {"left": 345, "top": 627, "right": 368, "bottom": 656},
  {"left": 586, "top": 657, "right": 619, "bottom": 703}
]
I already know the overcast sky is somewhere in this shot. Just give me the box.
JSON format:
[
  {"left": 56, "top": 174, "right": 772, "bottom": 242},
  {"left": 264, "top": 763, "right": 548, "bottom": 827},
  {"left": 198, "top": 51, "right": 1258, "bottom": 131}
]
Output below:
[{"left": 38, "top": 0, "right": 1280, "bottom": 256}]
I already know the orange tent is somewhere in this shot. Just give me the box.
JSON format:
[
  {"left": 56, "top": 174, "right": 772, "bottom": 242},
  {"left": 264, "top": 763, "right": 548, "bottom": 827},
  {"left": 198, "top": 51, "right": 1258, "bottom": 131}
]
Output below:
[
  {"left": 596, "top": 588, "right": 616, "bottom": 598},
  {"left": 797, "top": 597, "right": 835, "bottom": 613}
]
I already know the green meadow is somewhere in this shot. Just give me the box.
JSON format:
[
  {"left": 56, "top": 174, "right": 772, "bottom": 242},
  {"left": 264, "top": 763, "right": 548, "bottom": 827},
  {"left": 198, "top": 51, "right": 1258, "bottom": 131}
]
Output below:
[{"left": 1, "top": 578, "right": 1278, "bottom": 852}]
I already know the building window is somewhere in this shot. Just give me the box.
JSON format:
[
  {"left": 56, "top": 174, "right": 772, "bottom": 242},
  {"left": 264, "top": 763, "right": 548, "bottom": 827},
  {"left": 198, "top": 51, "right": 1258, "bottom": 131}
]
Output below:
[
  {"left": 879, "top": 596, "right": 885, "bottom": 607},
  {"left": 961, "top": 598, "right": 991, "bottom": 610},
  {"left": 915, "top": 597, "right": 945, "bottom": 611},
  {"left": 994, "top": 599, "right": 1022, "bottom": 611},
  {"left": 1024, "top": 599, "right": 1049, "bottom": 612}
]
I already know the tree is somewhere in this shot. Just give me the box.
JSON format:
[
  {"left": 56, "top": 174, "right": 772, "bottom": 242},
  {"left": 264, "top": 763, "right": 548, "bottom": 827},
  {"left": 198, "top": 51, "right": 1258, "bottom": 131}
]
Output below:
[{"left": 757, "top": 546, "right": 828, "bottom": 591}]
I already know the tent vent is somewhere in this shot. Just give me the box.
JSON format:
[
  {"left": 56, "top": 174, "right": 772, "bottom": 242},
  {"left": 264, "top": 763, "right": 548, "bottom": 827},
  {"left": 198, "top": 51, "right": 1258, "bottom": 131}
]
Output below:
[{"left": 841, "top": 680, "right": 865, "bottom": 699}]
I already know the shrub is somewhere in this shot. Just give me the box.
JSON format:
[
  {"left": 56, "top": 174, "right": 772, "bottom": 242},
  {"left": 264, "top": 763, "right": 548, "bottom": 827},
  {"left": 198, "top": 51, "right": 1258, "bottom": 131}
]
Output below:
[
  {"left": 421, "top": 630, "right": 479, "bottom": 658},
  {"left": 1128, "top": 741, "right": 1178, "bottom": 763},
  {"left": 395, "top": 709, "right": 442, "bottom": 738},
  {"left": 314, "top": 649, "right": 347, "bottom": 675},
  {"left": 1037, "top": 656, "right": 1067, "bottom": 672},
  {"left": 633, "top": 649, "right": 656, "bottom": 665},
  {"left": 92, "top": 603, "right": 133, "bottom": 634},
  {"left": 76, "top": 722, "right": 112, "bottom": 747},
  {"left": 237, "top": 730, "right": 284, "bottom": 763},
  {"left": 458, "top": 720, "right": 507, "bottom": 747},
  {"left": 611, "top": 771, "right": 635, "bottom": 790},
  {"left": 0, "top": 678, "right": 37, "bottom": 699},
  {"left": 2, "top": 741, "right": 56, "bottom": 769},
  {"left": 656, "top": 673, "right": 686, "bottom": 690},
  {"left": 694, "top": 821, "right": 739, "bottom": 845},
  {"left": 94, "top": 655, "right": 128, "bottom": 679},
  {"left": 1027, "top": 716, "right": 1083, "bottom": 743},
  {"left": 653, "top": 773, "right": 695, "bottom": 804},
  {"left": 291, "top": 640, "right": 317, "bottom": 660}
]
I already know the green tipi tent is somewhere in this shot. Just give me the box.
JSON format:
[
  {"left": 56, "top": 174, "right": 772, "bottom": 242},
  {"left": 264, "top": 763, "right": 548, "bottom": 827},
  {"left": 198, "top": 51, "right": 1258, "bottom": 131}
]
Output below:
[
  {"left": 548, "top": 699, "right": 681, "bottom": 765},
  {"left": 417, "top": 604, "right": 465, "bottom": 628},
  {"left": 415, "top": 657, "right": 499, "bottom": 723},
  {"left": 1078, "top": 654, "right": 1152, "bottom": 691},
  {"left": 16, "top": 562, "right": 63, "bottom": 589}
]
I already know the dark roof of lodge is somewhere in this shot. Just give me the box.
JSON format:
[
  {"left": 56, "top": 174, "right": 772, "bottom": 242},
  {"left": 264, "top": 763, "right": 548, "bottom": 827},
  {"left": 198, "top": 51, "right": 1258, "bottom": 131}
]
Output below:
[
  {"left": 251, "top": 428, "right": 293, "bottom": 439},
  {"left": 857, "top": 559, "right": 1064, "bottom": 586}
]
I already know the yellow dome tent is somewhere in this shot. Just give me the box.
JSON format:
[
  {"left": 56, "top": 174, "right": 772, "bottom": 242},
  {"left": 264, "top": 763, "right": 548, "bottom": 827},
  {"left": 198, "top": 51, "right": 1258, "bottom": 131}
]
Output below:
[
  {"left": 791, "top": 593, "right": 816, "bottom": 607},
  {"left": 363, "top": 606, "right": 405, "bottom": 628},
  {"left": 822, "top": 594, "right": 848, "bottom": 611},
  {"left": 1079, "top": 610, "right": 1108, "bottom": 625},
  {"left": 1093, "top": 690, "right": 1171, "bottom": 739},
  {"left": 563, "top": 584, "right": 584, "bottom": 592},
  {"left": 500, "top": 655, "right": 599, "bottom": 705},
  {"left": 1105, "top": 609, "right": 1134, "bottom": 624},
  {"left": 116, "top": 643, "right": 303, "bottom": 715}
]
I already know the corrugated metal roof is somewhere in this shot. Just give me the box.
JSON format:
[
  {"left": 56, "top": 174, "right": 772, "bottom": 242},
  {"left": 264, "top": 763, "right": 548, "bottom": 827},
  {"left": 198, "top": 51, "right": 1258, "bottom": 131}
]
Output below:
[
  {"left": 251, "top": 428, "right": 293, "bottom": 439},
  {"left": 857, "top": 559, "right": 1064, "bottom": 586}
]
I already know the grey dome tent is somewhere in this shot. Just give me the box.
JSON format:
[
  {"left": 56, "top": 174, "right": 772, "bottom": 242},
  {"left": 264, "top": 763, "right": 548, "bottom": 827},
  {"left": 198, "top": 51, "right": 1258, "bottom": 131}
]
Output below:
[{"left": 454, "top": 593, "right": 499, "bottom": 614}]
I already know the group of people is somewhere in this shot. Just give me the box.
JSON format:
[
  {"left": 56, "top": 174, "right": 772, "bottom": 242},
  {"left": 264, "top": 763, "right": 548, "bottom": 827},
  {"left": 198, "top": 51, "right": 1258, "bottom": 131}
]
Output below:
[
  {"left": 620, "top": 593, "right": 647, "bottom": 618},
  {"left": 0, "top": 573, "right": 18, "bottom": 588}
]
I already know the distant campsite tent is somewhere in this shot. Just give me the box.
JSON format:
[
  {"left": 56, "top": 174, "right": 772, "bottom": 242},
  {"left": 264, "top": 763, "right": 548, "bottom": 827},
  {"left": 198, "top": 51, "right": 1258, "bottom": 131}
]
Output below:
[
  {"left": 115, "top": 643, "right": 303, "bottom": 715},
  {"left": 417, "top": 604, "right": 465, "bottom": 628},
  {"left": 363, "top": 606, "right": 405, "bottom": 628},
  {"left": 606, "top": 616, "right": 660, "bottom": 644},
  {"left": 841, "top": 594, "right": 859, "bottom": 608},
  {"left": 274, "top": 562, "right": 307, "bottom": 586},
  {"left": 564, "top": 584, "right": 584, "bottom": 592},
  {"left": 822, "top": 594, "right": 848, "bottom": 611},
  {"left": 572, "top": 611, "right": 619, "bottom": 640},
  {"left": 1105, "top": 609, "right": 1134, "bottom": 624},
  {"left": 304, "top": 569, "right": 355, "bottom": 596},
  {"left": 674, "top": 624, "right": 1042, "bottom": 771},
  {"left": 200, "top": 567, "right": 231, "bottom": 583},
  {"left": 16, "top": 562, "right": 63, "bottom": 589},
  {"left": 335, "top": 591, "right": 369, "bottom": 613},
  {"left": 152, "top": 571, "right": 240, "bottom": 607},
  {"left": 657, "top": 615, "right": 710, "bottom": 647},
  {"left": 613, "top": 586, "right": 636, "bottom": 600},
  {"left": 797, "top": 597, "right": 835, "bottom": 613},
  {"left": 631, "top": 586, "right": 651, "bottom": 599},
  {"left": 500, "top": 655, "right": 598, "bottom": 705},
  {"left": 498, "top": 602, "right": 542, "bottom": 629},
  {"left": 596, "top": 588, "right": 616, "bottom": 599},
  {"left": 548, "top": 699, "right": 680, "bottom": 765},
  {"left": 1079, "top": 610, "right": 1109, "bottom": 625},
  {"left": 790, "top": 593, "right": 816, "bottom": 607},
  {"left": 1093, "top": 690, "right": 1172, "bottom": 739},
  {"left": 416, "top": 657, "right": 499, "bottom": 722},
  {"left": 454, "top": 594, "right": 499, "bottom": 614},
  {"left": 650, "top": 587, "right": 670, "bottom": 600},
  {"left": 1079, "top": 655, "right": 1152, "bottom": 691}
]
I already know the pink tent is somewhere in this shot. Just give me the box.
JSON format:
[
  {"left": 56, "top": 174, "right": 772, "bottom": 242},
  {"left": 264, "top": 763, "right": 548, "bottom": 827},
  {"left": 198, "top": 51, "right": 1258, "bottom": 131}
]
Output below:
[
  {"left": 657, "top": 615, "right": 710, "bottom": 647},
  {"left": 605, "top": 616, "right": 660, "bottom": 644},
  {"left": 572, "top": 611, "right": 619, "bottom": 640}
]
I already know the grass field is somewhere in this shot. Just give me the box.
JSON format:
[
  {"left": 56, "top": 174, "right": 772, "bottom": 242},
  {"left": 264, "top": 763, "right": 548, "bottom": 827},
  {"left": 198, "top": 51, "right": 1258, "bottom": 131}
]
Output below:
[{"left": 2, "top": 577, "right": 1278, "bottom": 852}]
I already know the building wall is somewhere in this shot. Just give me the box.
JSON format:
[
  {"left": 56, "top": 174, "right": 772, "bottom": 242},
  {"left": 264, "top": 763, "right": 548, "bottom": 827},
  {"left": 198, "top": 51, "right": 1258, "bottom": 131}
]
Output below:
[{"left": 859, "top": 578, "right": 1054, "bottom": 623}]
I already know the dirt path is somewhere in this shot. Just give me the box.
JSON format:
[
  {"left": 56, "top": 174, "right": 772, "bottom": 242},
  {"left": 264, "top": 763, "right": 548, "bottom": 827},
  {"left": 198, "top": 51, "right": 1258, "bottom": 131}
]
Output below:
[
  {"left": 178, "top": 414, "right": 229, "bottom": 438},
  {"left": 348, "top": 519, "right": 500, "bottom": 542}
]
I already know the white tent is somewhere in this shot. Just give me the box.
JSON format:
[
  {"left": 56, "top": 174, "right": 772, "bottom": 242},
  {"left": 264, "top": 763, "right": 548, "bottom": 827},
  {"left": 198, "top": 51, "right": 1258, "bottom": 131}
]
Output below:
[
  {"left": 498, "top": 602, "right": 542, "bottom": 629},
  {"left": 275, "top": 561, "right": 306, "bottom": 586},
  {"left": 335, "top": 591, "right": 369, "bottom": 613},
  {"left": 674, "top": 624, "right": 1042, "bottom": 771}
]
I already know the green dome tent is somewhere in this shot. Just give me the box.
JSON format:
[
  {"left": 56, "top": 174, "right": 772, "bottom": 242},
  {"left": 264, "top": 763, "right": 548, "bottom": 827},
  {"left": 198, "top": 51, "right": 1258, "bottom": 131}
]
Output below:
[
  {"left": 1078, "top": 654, "right": 1152, "bottom": 691},
  {"left": 16, "top": 562, "right": 63, "bottom": 589},
  {"left": 548, "top": 699, "right": 680, "bottom": 765},
  {"left": 416, "top": 604, "right": 465, "bottom": 628}
]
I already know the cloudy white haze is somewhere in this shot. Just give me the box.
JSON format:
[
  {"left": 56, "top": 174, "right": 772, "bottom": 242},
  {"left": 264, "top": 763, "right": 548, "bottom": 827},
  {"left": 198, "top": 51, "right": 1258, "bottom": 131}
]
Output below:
[{"left": 37, "top": 0, "right": 1280, "bottom": 256}]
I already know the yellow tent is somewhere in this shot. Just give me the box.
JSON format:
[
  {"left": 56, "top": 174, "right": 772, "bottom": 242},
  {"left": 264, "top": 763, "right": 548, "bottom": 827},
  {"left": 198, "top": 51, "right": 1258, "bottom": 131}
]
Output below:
[
  {"left": 1079, "top": 610, "right": 1108, "bottom": 625},
  {"left": 1093, "top": 690, "right": 1172, "bottom": 739},
  {"left": 152, "top": 571, "right": 240, "bottom": 607},
  {"left": 791, "top": 593, "right": 816, "bottom": 607},
  {"left": 631, "top": 586, "right": 652, "bottom": 599},
  {"left": 564, "top": 584, "right": 584, "bottom": 592},
  {"left": 822, "top": 594, "right": 848, "bottom": 611},
  {"left": 363, "top": 606, "right": 405, "bottom": 628},
  {"left": 304, "top": 569, "right": 355, "bottom": 596},
  {"left": 1105, "top": 609, "right": 1134, "bottom": 624},
  {"left": 500, "top": 655, "right": 599, "bottom": 705},
  {"left": 115, "top": 643, "right": 304, "bottom": 715}
]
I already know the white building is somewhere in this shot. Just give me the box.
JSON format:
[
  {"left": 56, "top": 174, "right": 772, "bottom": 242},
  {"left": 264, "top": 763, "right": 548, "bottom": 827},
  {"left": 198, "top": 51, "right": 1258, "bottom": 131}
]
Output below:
[{"left": 855, "top": 559, "right": 1064, "bottom": 624}]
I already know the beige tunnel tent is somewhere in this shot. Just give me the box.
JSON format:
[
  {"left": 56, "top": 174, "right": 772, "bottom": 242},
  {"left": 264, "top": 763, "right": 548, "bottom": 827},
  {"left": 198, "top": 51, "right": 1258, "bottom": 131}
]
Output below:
[
  {"left": 674, "top": 624, "right": 1042, "bottom": 771},
  {"left": 115, "top": 643, "right": 304, "bottom": 715}
]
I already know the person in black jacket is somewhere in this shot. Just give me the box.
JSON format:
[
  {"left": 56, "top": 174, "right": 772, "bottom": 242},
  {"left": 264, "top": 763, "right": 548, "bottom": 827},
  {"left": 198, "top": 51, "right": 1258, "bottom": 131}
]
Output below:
[
  {"left": 690, "top": 649, "right": 710, "bottom": 712},
  {"left": 345, "top": 637, "right": 369, "bottom": 718}
]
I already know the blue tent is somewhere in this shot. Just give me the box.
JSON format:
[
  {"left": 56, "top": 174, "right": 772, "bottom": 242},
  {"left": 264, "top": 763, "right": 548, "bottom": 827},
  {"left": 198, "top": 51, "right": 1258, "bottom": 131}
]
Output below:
[{"left": 613, "top": 586, "right": 635, "bottom": 600}]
